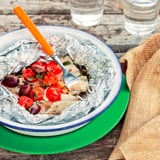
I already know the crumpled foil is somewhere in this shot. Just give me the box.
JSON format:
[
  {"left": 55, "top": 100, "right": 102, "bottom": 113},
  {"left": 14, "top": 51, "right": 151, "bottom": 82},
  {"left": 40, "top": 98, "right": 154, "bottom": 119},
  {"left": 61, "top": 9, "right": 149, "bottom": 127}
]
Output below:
[{"left": 0, "top": 34, "right": 115, "bottom": 125}]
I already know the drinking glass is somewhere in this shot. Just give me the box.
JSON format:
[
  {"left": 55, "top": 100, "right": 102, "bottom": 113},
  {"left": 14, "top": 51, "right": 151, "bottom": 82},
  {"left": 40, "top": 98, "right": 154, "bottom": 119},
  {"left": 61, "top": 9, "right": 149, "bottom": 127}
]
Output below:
[
  {"left": 122, "top": 0, "right": 160, "bottom": 35},
  {"left": 69, "top": 0, "right": 104, "bottom": 26}
]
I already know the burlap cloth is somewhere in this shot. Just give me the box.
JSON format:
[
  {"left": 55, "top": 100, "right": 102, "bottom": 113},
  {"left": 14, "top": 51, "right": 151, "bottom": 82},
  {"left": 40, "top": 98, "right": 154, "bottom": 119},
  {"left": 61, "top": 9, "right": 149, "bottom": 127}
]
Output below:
[{"left": 109, "top": 33, "right": 160, "bottom": 160}]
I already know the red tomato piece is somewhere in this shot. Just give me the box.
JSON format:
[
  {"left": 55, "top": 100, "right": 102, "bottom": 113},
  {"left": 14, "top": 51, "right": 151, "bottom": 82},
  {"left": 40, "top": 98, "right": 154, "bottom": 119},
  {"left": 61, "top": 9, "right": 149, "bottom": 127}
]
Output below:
[
  {"left": 47, "top": 60, "right": 62, "bottom": 74},
  {"left": 57, "top": 81, "right": 69, "bottom": 94},
  {"left": 31, "top": 61, "right": 47, "bottom": 73},
  {"left": 22, "top": 68, "right": 36, "bottom": 82},
  {"left": 18, "top": 96, "right": 34, "bottom": 109},
  {"left": 42, "top": 72, "right": 59, "bottom": 86},
  {"left": 46, "top": 86, "right": 61, "bottom": 102},
  {"left": 29, "top": 86, "right": 45, "bottom": 101}
]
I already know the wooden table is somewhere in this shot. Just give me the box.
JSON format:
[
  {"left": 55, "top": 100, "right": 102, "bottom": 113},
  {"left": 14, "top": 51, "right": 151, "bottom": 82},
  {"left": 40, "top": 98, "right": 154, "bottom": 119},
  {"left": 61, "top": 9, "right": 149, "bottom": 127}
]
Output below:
[{"left": 0, "top": 0, "right": 159, "bottom": 159}]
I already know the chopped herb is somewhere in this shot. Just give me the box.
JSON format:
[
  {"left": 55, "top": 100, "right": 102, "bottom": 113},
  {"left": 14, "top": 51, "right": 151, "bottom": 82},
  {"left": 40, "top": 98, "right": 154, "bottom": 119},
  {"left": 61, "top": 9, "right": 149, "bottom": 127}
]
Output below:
[
  {"left": 63, "top": 61, "right": 71, "bottom": 66},
  {"left": 36, "top": 74, "right": 43, "bottom": 79}
]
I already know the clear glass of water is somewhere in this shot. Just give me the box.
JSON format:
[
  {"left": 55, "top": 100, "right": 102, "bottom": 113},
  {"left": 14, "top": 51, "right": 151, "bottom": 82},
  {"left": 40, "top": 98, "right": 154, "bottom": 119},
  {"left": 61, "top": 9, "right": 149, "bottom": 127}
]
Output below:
[
  {"left": 121, "top": 0, "right": 160, "bottom": 35},
  {"left": 69, "top": 0, "right": 104, "bottom": 26}
]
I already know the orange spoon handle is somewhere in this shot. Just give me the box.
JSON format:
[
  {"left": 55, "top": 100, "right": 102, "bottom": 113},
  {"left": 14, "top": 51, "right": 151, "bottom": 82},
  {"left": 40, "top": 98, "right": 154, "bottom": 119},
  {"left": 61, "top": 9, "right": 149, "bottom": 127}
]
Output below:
[{"left": 13, "top": 6, "right": 54, "bottom": 56}]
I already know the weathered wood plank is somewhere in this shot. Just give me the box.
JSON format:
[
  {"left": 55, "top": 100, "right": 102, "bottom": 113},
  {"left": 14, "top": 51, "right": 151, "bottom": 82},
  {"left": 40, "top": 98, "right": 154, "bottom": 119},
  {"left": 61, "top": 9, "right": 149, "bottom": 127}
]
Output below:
[
  {"left": 0, "top": 14, "right": 156, "bottom": 53},
  {"left": 0, "top": 0, "right": 123, "bottom": 15}
]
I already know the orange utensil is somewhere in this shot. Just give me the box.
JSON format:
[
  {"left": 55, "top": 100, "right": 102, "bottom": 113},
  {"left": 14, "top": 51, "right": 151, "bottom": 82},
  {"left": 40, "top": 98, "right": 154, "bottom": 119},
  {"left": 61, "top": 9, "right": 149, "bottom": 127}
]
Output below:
[
  {"left": 13, "top": 6, "right": 54, "bottom": 56},
  {"left": 13, "top": 6, "right": 82, "bottom": 89}
]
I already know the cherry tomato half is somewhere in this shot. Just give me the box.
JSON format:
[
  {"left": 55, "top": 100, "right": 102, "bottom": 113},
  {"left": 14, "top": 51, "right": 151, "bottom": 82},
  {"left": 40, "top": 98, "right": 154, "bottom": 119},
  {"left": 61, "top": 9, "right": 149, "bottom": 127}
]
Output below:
[
  {"left": 47, "top": 60, "right": 62, "bottom": 74},
  {"left": 18, "top": 96, "right": 34, "bottom": 109},
  {"left": 42, "top": 72, "right": 58, "bottom": 86},
  {"left": 29, "top": 86, "right": 45, "bottom": 101},
  {"left": 46, "top": 86, "right": 61, "bottom": 102},
  {"left": 22, "top": 68, "right": 36, "bottom": 82}
]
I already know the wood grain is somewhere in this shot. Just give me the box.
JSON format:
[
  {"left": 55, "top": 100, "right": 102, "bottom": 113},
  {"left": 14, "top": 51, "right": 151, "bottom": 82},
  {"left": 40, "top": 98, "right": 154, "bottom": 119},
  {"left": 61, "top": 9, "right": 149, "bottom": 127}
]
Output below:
[{"left": 0, "top": 14, "right": 153, "bottom": 53}]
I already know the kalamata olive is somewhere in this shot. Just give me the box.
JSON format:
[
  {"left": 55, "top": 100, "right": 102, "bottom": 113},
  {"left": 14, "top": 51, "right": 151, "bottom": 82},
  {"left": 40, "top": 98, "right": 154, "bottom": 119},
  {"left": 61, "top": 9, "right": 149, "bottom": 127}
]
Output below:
[
  {"left": 76, "top": 64, "right": 88, "bottom": 76},
  {"left": 19, "top": 84, "right": 32, "bottom": 96},
  {"left": 1, "top": 75, "right": 19, "bottom": 87},
  {"left": 31, "top": 61, "right": 47, "bottom": 73},
  {"left": 29, "top": 104, "right": 41, "bottom": 114}
]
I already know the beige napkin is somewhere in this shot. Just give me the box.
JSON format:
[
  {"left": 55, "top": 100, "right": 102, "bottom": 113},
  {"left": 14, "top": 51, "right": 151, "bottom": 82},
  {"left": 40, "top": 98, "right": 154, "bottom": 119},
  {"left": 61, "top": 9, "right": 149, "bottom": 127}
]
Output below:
[
  {"left": 120, "top": 115, "right": 160, "bottom": 160},
  {"left": 109, "top": 33, "right": 160, "bottom": 160}
]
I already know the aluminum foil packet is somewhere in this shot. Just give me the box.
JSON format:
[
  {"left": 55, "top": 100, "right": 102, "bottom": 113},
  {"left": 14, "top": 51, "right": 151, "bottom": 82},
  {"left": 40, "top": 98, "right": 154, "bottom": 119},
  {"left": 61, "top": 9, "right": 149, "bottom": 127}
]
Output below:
[{"left": 0, "top": 34, "right": 115, "bottom": 125}]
